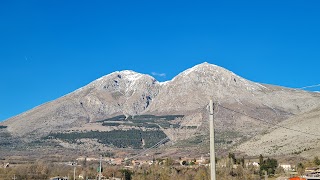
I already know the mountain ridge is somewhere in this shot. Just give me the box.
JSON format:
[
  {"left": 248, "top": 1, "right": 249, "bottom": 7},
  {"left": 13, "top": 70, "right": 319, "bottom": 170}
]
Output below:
[{"left": 1, "top": 62, "right": 320, "bottom": 158}]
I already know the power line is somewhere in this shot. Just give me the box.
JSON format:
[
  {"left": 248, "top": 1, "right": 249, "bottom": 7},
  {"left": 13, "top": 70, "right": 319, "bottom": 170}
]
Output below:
[
  {"left": 125, "top": 137, "right": 170, "bottom": 161},
  {"left": 218, "top": 104, "right": 320, "bottom": 137},
  {"left": 298, "top": 84, "right": 320, "bottom": 90},
  {"left": 125, "top": 137, "right": 169, "bottom": 160}
]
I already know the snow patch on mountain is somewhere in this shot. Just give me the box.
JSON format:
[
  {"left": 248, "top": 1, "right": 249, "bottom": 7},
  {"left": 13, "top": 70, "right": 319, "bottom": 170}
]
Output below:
[
  {"left": 120, "top": 70, "right": 144, "bottom": 82},
  {"left": 158, "top": 80, "right": 171, "bottom": 86},
  {"left": 173, "top": 62, "right": 218, "bottom": 79}
]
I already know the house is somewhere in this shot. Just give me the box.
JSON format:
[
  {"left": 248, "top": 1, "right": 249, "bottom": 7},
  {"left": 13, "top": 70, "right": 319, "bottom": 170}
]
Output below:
[
  {"left": 289, "top": 177, "right": 306, "bottom": 180},
  {"left": 50, "top": 177, "right": 68, "bottom": 180},
  {"left": 179, "top": 157, "right": 197, "bottom": 166},
  {"left": 305, "top": 167, "right": 319, "bottom": 173},
  {"left": 246, "top": 162, "right": 260, "bottom": 167},
  {"left": 148, "top": 160, "right": 155, "bottom": 165},
  {"left": 305, "top": 170, "right": 320, "bottom": 178},
  {"left": 280, "top": 164, "right": 292, "bottom": 171},
  {"left": 3, "top": 163, "right": 9, "bottom": 168},
  {"left": 131, "top": 160, "right": 141, "bottom": 166},
  {"left": 196, "top": 156, "right": 206, "bottom": 165},
  {"left": 288, "top": 177, "right": 320, "bottom": 180},
  {"left": 76, "top": 157, "right": 98, "bottom": 162},
  {"left": 111, "top": 158, "right": 123, "bottom": 165}
]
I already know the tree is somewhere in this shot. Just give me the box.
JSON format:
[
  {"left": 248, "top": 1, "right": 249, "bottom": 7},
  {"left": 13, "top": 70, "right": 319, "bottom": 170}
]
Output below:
[
  {"left": 314, "top": 156, "right": 320, "bottom": 166},
  {"left": 260, "top": 158, "right": 278, "bottom": 176},
  {"left": 120, "top": 169, "right": 132, "bottom": 180},
  {"left": 82, "top": 157, "right": 87, "bottom": 167},
  {"left": 296, "top": 162, "right": 305, "bottom": 177},
  {"left": 228, "top": 153, "right": 236, "bottom": 164},
  {"left": 259, "top": 154, "right": 263, "bottom": 165},
  {"left": 181, "top": 160, "right": 188, "bottom": 166},
  {"left": 240, "top": 157, "right": 245, "bottom": 168}
]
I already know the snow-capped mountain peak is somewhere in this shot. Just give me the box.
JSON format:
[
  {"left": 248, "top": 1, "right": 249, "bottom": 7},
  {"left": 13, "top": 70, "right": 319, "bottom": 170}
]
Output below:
[
  {"left": 180, "top": 62, "right": 218, "bottom": 76},
  {"left": 118, "top": 70, "right": 144, "bottom": 82}
]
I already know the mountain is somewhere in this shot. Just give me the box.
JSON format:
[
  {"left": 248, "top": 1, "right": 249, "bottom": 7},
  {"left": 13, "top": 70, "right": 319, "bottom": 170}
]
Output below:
[
  {"left": 1, "top": 62, "right": 320, "bottom": 158},
  {"left": 236, "top": 106, "right": 320, "bottom": 158},
  {"left": 2, "top": 70, "right": 160, "bottom": 138}
]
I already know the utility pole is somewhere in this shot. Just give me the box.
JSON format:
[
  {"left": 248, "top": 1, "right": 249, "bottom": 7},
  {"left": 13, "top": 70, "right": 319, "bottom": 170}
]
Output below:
[
  {"left": 209, "top": 100, "right": 216, "bottom": 180},
  {"left": 73, "top": 162, "right": 76, "bottom": 180},
  {"left": 98, "top": 155, "right": 102, "bottom": 180},
  {"left": 264, "top": 171, "right": 268, "bottom": 180}
]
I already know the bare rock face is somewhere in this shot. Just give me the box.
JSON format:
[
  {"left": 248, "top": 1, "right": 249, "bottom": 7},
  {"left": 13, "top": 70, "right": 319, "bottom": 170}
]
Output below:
[
  {"left": 149, "top": 62, "right": 319, "bottom": 115},
  {"left": 236, "top": 106, "right": 320, "bottom": 158},
  {"left": 2, "top": 62, "right": 320, "bottom": 157},
  {"left": 147, "top": 63, "right": 320, "bottom": 145},
  {"left": 71, "top": 70, "right": 160, "bottom": 120},
  {"left": 3, "top": 70, "right": 160, "bottom": 137},
  {"left": 148, "top": 62, "right": 266, "bottom": 114}
]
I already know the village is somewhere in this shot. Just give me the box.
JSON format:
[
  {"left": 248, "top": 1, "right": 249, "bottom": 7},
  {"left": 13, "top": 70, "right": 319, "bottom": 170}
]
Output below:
[{"left": 2, "top": 154, "right": 320, "bottom": 180}]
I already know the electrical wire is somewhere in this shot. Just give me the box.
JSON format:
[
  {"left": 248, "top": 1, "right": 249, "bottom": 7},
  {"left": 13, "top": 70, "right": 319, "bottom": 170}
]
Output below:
[
  {"left": 218, "top": 104, "right": 320, "bottom": 137},
  {"left": 298, "top": 84, "right": 320, "bottom": 90},
  {"left": 125, "top": 137, "right": 170, "bottom": 161}
]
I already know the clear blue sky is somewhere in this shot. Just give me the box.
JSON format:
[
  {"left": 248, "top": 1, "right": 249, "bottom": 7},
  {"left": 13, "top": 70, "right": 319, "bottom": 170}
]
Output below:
[{"left": 1, "top": 0, "right": 320, "bottom": 121}]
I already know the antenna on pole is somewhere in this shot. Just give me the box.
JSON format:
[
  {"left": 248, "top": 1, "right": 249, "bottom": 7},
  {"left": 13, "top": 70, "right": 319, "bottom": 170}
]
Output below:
[{"left": 209, "top": 100, "right": 216, "bottom": 180}]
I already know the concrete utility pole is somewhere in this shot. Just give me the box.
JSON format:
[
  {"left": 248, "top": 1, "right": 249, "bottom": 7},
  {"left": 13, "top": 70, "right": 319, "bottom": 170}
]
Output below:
[
  {"left": 264, "top": 171, "right": 268, "bottom": 180},
  {"left": 73, "top": 162, "right": 76, "bottom": 180},
  {"left": 98, "top": 155, "right": 102, "bottom": 180},
  {"left": 209, "top": 100, "right": 216, "bottom": 180}
]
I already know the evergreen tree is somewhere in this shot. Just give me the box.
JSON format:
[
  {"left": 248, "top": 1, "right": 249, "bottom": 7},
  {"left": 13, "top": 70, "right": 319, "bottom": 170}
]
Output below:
[
  {"left": 296, "top": 162, "right": 305, "bottom": 176},
  {"left": 260, "top": 158, "right": 278, "bottom": 176},
  {"left": 314, "top": 156, "right": 320, "bottom": 166},
  {"left": 259, "top": 154, "right": 263, "bottom": 165}
]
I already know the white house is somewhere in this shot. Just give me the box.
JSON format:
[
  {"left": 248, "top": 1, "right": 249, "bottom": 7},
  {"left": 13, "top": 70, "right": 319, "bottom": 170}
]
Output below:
[
  {"left": 280, "top": 164, "right": 292, "bottom": 171},
  {"left": 246, "top": 162, "right": 260, "bottom": 167}
]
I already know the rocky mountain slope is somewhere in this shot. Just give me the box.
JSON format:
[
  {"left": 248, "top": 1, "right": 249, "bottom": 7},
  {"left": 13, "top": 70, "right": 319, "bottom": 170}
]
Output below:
[
  {"left": 1, "top": 62, "right": 320, "bottom": 157},
  {"left": 236, "top": 106, "right": 320, "bottom": 158},
  {"left": 2, "top": 70, "right": 160, "bottom": 138}
]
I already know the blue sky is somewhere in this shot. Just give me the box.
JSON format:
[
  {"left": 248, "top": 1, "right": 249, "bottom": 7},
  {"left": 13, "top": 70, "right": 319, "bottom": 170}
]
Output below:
[{"left": 0, "top": 0, "right": 320, "bottom": 121}]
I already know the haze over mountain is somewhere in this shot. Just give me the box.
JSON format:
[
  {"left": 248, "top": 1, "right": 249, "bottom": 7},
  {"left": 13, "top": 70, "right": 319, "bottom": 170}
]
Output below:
[{"left": 1, "top": 62, "right": 320, "bottom": 157}]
